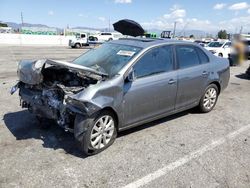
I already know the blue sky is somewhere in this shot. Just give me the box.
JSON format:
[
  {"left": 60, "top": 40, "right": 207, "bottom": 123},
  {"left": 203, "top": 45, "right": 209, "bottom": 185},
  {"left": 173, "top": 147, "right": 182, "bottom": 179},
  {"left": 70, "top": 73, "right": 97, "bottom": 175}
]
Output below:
[{"left": 1, "top": 0, "right": 250, "bottom": 32}]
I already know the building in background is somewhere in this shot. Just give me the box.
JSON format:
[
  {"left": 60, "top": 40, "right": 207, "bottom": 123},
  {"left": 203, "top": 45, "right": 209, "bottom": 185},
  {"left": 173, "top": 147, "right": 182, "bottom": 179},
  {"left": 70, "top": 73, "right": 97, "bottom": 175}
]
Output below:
[{"left": 21, "top": 27, "right": 57, "bottom": 35}]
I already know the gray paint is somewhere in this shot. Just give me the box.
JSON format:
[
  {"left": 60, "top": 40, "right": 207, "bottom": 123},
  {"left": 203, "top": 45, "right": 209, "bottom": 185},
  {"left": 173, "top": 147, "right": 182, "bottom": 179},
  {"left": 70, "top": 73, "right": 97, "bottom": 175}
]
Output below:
[{"left": 17, "top": 38, "right": 230, "bottom": 131}]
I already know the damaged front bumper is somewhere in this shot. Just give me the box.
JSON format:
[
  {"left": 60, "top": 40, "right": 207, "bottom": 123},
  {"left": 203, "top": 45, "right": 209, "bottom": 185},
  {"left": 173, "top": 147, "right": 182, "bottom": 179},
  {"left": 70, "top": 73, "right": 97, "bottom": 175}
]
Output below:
[
  {"left": 12, "top": 59, "right": 106, "bottom": 131},
  {"left": 18, "top": 83, "right": 101, "bottom": 131}
]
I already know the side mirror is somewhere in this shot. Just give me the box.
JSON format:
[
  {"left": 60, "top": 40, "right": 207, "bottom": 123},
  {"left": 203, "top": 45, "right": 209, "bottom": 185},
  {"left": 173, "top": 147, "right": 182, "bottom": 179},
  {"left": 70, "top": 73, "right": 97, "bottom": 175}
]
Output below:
[{"left": 126, "top": 69, "right": 135, "bottom": 82}]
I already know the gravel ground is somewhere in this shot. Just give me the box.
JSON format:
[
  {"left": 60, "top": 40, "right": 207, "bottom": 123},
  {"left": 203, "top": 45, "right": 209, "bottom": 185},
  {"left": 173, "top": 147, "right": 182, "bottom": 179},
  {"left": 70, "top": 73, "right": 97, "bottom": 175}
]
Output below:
[{"left": 0, "top": 46, "right": 250, "bottom": 188}]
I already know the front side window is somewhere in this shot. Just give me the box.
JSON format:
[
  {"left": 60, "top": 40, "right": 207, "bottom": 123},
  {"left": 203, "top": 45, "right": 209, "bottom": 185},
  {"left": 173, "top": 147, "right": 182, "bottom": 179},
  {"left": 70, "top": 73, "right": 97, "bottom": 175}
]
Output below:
[
  {"left": 133, "top": 45, "right": 173, "bottom": 78},
  {"left": 176, "top": 46, "right": 200, "bottom": 69}
]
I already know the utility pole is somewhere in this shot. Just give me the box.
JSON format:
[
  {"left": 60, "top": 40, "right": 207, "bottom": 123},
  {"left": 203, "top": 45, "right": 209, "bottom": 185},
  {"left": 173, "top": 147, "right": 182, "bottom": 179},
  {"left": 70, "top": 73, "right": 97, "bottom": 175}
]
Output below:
[
  {"left": 239, "top": 26, "right": 243, "bottom": 34},
  {"left": 173, "top": 21, "right": 177, "bottom": 38},
  {"left": 108, "top": 17, "right": 110, "bottom": 32},
  {"left": 21, "top": 12, "right": 24, "bottom": 26}
]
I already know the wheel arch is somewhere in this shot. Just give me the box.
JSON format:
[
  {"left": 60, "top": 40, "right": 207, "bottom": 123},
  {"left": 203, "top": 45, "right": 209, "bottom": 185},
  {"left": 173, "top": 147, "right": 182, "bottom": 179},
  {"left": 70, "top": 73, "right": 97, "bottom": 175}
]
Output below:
[
  {"left": 208, "top": 81, "right": 221, "bottom": 95},
  {"left": 100, "top": 107, "right": 119, "bottom": 129}
]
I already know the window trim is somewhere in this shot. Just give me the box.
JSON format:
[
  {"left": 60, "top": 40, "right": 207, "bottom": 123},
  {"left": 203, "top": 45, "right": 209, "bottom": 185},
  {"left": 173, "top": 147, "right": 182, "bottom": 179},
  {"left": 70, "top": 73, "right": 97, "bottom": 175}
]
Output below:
[{"left": 131, "top": 44, "right": 175, "bottom": 80}]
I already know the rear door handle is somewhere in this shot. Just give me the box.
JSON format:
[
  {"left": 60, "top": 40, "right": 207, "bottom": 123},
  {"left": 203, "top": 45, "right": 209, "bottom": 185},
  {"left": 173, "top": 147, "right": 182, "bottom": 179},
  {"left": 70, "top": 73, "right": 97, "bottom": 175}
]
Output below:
[{"left": 168, "top": 79, "right": 176, "bottom": 85}]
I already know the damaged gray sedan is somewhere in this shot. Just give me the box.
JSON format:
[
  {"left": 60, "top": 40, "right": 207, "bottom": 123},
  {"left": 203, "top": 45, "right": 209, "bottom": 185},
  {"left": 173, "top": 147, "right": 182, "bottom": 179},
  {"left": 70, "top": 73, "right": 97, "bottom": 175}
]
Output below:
[{"left": 12, "top": 38, "right": 230, "bottom": 155}]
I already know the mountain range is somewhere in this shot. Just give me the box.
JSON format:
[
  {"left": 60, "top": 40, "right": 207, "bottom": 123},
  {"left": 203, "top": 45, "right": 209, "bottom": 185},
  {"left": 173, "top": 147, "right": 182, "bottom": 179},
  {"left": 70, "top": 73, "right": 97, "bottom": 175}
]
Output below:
[{"left": 3, "top": 21, "right": 215, "bottom": 37}]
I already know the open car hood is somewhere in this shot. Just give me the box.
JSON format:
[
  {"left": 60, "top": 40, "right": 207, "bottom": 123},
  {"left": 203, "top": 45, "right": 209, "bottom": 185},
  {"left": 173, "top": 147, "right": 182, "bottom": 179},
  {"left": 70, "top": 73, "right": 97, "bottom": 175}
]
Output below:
[
  {"left": 44, "top": 59, "right": 108, "bottom": 77},
  {"left": 17, "top": 59, "right": 108, "bottom": 85}
]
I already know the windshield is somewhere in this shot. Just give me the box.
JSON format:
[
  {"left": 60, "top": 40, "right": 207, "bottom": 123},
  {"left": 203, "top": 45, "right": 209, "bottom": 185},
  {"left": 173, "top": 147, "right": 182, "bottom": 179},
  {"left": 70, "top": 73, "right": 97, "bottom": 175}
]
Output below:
[
  {"left": 208, "top": 42, "right": 224, "bottom": 47},
  {"left": 73, "top": 43, "right": 142, "bottom": 77},
  {"left": 76, "top": 33, "right": 80, "bottom": 38}
]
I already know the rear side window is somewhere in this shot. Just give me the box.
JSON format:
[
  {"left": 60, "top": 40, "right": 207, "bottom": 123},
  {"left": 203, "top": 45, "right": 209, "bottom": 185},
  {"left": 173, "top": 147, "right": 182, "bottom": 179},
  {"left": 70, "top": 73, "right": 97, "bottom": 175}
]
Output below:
[
  {"left": 134, "top": 45, "right": 173, "bottom": 78},
  {"left": 176, "top": 46, "right": 200, "bottom": 69},
  {"left": 196, "top": 47, "right": 209, "bottom": 64}
]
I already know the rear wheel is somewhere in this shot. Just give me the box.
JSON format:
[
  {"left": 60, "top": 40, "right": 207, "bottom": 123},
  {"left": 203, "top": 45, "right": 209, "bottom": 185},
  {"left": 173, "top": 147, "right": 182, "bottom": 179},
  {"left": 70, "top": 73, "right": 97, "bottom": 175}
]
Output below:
[
  {"left": 199, "top": 84, "right": 219, "bottom": 113},
  {"left": 218, "top": 53, "right": 223, "bottom": 57},
  {"left": 74, "top": 110, "right": 117, "bottom": 155}
]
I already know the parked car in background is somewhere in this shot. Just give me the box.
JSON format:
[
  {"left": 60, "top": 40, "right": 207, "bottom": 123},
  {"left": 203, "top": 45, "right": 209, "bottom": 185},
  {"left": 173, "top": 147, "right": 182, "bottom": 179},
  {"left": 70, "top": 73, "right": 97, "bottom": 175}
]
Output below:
[
  {"left": 69, "top": 32, "right": 89, "bottom": 48},
  {"left": 12, "top": 38, "right": 230, "bottom": 155},
  {"left": 90, "top": 32, "right": 123, "bottom": 42},
  {"left": 194, "top": 40, "right": 207, "bottom": 47},
  {"left": 205, "top": 41, "right": 232, "bottom": 58}
]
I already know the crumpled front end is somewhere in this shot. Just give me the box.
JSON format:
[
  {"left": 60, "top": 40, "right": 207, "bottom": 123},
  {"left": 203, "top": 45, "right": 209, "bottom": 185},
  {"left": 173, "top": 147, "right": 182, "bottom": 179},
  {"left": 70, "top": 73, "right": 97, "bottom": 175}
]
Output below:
[{"left": 14, "top": 59, "right": 103, "bottom": 131}]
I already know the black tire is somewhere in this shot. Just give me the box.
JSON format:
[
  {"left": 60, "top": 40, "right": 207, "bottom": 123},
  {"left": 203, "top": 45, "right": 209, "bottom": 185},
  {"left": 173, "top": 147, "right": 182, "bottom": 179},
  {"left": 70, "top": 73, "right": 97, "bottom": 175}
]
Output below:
[
  {"left": 218, "top": 53, "right": 223, "bottom": 57},
  {"left": 198, "top": 84, "right": 219, "bottom": 113},
  {"left": 75, "top": 43, "right": 81, "bottom": 48},
  {"left": 108, "top": 38, "right": 113, "bottom": 41},
  {"left": 74, "top": 110, "right": 117, "bottom": 155}
]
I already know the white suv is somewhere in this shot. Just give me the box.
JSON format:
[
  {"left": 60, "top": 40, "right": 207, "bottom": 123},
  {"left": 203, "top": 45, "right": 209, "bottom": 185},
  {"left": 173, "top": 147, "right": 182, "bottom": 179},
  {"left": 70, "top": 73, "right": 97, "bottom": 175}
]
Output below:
[
  {"left": 92, "top": 32, "right": 122, "bottom": 42},
  {"left": 205, "top": 41, "right": 232, "bottom": 58}
]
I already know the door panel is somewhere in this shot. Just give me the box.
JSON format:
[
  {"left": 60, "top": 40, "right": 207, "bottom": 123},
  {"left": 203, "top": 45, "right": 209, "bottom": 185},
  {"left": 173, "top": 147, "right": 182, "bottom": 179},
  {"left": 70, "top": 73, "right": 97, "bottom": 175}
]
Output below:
[
  {"left": 123, "top": 71, "right": 177, "bottom": 126},
  {"left": 175, "top": 45, "right": 210, "bottom": 110},
  {"left": 176, "top": 64, "right": 209, "bottom": 109}
]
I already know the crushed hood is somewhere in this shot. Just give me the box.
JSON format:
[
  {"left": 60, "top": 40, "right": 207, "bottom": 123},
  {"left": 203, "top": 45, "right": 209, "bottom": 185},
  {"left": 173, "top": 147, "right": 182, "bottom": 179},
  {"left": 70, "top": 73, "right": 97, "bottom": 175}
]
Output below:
[
  {"left": 44, "top": 59, "right": 108, "bottom": 77},
  {"left": 17, "top": 59, "right": 108, "bottom": 85}
]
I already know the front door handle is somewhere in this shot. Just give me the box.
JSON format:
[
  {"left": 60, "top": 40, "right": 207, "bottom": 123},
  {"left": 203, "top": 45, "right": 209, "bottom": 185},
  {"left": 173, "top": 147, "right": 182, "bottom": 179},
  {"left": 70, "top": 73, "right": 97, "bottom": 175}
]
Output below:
[{"left": 168, "top": 79, "right": 176, "bottom": 85}]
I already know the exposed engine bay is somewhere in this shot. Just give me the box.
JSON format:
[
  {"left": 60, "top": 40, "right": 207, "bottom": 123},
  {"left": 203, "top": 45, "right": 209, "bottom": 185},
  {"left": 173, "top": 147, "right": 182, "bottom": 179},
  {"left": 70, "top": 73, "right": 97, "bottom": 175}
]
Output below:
[{"left": 13, "top": 59, "right": 105, "bottom": 131}]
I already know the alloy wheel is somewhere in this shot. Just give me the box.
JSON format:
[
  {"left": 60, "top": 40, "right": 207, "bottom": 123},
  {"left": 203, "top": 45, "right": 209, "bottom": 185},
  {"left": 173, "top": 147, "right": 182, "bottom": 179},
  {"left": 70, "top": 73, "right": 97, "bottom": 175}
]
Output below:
[
  {"left": 90, "top": 115, "right": 115, "bottom": 149},
  {"left": 203, "top": 87, "right": 217, "bottom": 110}
]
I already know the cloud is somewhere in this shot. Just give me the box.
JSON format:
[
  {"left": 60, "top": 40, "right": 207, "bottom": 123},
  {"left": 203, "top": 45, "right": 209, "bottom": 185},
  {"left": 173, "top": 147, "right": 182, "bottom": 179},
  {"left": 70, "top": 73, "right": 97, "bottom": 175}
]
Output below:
[
  {"left": 48, "top": 10, "right": 54, "bottom": 16},
  {"left": 98, "top": 17, "right": 106, "bottom": 22},
  {"left": 164, "top": 9, "right": 186, "bottom": 19},
  {"left": 141, "top": 3, "right": 250, "bottom": 32},
  {"left": 228, "top": 2, "right": 249, "bottom": 10},
  {"left": 213, "top": 3, "right": 227, "bottom": 10},
  {"left": 114, "top": 0, "right": 132, "bottom": 4},
  {"left": 219, "top": 15, "right": 250, "bottom": 31}
]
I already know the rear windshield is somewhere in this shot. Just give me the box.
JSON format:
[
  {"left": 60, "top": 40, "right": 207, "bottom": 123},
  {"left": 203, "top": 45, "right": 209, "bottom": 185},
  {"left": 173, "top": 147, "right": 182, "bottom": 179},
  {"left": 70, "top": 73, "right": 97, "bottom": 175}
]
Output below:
[{"left": 73, "top": 43, "right": 142, "bottom": 77}]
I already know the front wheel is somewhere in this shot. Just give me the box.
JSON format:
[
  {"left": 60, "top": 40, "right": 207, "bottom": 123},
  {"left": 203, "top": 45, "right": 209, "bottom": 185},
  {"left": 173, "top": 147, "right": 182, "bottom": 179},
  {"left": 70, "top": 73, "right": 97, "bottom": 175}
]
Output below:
[
  {"left": 75, "top": 43, "right": 81, "bottom": 48},
  {"left": 198, "top": 84, "right": 219, "bottom": 113},
  {"left": 74, "top": 110, "right": 117, "bottom": 155}
]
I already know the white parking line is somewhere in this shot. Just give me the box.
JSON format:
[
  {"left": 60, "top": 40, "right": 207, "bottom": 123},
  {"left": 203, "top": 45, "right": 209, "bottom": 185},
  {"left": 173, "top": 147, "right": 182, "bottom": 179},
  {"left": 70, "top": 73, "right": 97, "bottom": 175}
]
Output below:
[{"left": 122, "top": 124, "right": 250, "bottom": 188}]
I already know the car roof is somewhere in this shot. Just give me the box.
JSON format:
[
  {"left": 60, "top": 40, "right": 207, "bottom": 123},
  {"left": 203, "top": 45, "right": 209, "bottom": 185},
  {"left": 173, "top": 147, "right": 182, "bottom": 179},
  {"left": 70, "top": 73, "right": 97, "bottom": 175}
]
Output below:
[{"left": 109, "top": 38, "right": 195, "bottom": 49}]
